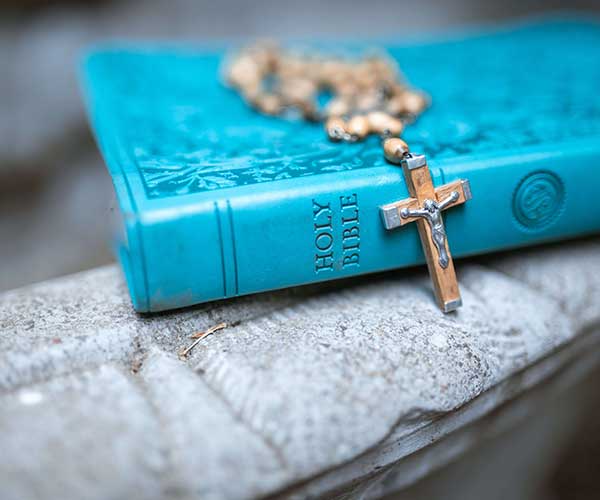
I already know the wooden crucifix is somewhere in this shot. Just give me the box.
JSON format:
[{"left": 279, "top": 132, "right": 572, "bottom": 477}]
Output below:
[{"left": 380, "top": 149, "right": 472, "bottom": 313}]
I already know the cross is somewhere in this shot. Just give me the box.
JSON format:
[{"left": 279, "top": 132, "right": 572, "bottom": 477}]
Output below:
[{"left": 380, "top": 152, "right": 472, "bottom": 313}]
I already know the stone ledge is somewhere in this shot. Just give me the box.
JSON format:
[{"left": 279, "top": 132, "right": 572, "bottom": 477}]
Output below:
[{"left": 0, "top": 238, "right": 599, "bottom": 500}]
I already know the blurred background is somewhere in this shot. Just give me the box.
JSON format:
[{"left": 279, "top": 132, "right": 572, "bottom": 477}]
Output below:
[{"left": 2, "top": 1, "right": 600, "bottom": 499}]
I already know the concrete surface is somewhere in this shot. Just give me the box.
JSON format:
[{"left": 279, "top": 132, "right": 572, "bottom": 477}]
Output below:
[{"left": 0, "top": 237, "right": 599, "bottom": 499}]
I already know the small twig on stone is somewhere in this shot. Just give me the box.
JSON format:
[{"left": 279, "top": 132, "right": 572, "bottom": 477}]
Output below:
[
  {"left": 189, "top": 322, "right": 227, "bottom": 339},
  {"left": 178, "top": 322, "right": 228, "bottom": 359},
  {"left": 130, "top": 358, "right": 144, "bottom": 374}
]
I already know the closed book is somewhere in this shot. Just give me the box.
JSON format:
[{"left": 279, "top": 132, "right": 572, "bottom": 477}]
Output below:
[{"left": 81, "top": 19, "right": 600, "bottom": 312}]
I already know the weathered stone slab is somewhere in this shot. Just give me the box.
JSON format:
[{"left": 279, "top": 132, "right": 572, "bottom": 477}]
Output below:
[
  {"left": 0, "top": 365, "right": 166, "bottom": 500},
  {"left": 0, "top": 238, "right": 599, "bottom": 499},
  {"left": 489, "top": 239, "right": 600, "bottom": 330},
  {"left": 0, "top": 264, "right": 309, "bottom": 391},
  {"left": 188, "top": 265, "right": 573, "bottom": 480},
  {"left": 140, "top": 350, "right": 289, "bottom": 500}
]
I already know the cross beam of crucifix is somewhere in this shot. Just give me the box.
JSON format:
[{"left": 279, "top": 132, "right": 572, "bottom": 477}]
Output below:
[{"left": 380, "top": 154, "right": 472, "bottom": 313}]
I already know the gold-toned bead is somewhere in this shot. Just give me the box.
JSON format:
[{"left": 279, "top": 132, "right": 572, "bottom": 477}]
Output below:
[
  {"left": 366, "top": 111, "right": 389, "bottom": 132},
  {"left": 227, "top": 55, "right": 261, "bottom": 88},
  {"left": 386, "top": 95, "right": 406, "bottom": 116},
  {"left": 354, "top": 63, "right": 378, "bottom": 89},
  {"left": 320, "top": 60, "right": 346, "bottom": 80},
  {"left": 383, "top": 138, "right": 410, "bottom": 164},
  {"left": 367, "top": 111, "right": 403, "bottom": 135},
  {"left": 298, "top": 62, "right": 316, "bottom": 83},
  {"left": 389, "top": 83, "right": 407, "bottom": 97},
  {"left": 335, "top": 81, "right": 358, "bottom": 98},
  {"left": 280, "top": 78, "right": 316, "bottom": 105},
  {"left": 346, "top": 115, "right": 370, "bottom": 139},
  {"left": 254, "top": 94, "right": 282, "bottom": 115},
  {"left": 250, "top": 39, "right": 279, "bottom": 71},
  {"left": 326, "top": 97, "right": 350, "bottom": 117},
  {"left": 356, "top": 92, "right": 380, "bottom": 111},
  {"left": 385, "top": 117, "right": 404, "bottom": 136},
  {"left": 369, "top": 57, "right": 396, "bottom": 81},
  {"left": 325, "top": 117, "right": 347, "bottom": 142},
  {"left": 364, "top": 110, "right": 405, "bottom": 136},
  {"left": 278, "top": 57, "right": 305, "bottom": 80},
  {"left": 242, "top": 85, "right": 261, "bottom": 103},
  {"left": 402, "top": 91, "right": 429, "bottom": 115}
]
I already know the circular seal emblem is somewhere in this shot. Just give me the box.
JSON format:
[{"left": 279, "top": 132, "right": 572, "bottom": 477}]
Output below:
[{"left": 513, "top": 171, "right": 564, "bottom": 230}]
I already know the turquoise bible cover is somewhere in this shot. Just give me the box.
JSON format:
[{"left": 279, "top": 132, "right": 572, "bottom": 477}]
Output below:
[{"left": 82, "top": 19, "right": 600, "bottom": 312}]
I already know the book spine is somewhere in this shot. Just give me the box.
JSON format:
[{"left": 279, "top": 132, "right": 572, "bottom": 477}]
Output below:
[{"left": 136, "top": 145, "right": 600, "bottom": 312}]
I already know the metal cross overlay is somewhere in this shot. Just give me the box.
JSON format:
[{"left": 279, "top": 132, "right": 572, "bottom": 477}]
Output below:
[{"left": 380, "top": 154, "right": 472, "bottom": 313}]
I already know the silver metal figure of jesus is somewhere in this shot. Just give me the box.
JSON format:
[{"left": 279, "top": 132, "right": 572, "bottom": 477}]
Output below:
[{"left": 400, "top": 191, "right": 460, "bottom": 269}]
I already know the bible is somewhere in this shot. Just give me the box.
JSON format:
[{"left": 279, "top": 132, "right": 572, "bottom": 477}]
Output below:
[{"left": 81, "top": 18, "right": 600, "bottom": 312}]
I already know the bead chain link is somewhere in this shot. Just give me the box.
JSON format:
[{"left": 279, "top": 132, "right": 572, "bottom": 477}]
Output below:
[{"left": 224, "top": 41, "right": 430, "bottom": 163}]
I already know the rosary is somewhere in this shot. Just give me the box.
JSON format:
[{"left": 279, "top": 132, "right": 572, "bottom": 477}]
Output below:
[
  {"left": 225, "top": 43, "right": 473, "bottom": 313},
  {"left": 225, "top": 42, "right": 427, "bottom": 164}
]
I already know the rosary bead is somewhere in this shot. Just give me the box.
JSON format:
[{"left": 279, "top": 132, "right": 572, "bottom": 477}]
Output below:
[
  {"left": 383, "top": 138, "right": 410, "bottom": 163},
  {"left": 252, "top": 40, "right": 279, "bottom": 71},
  {"left": 325, "top": 117, "right": 347, "bottom": 141},
  {"left": 385, "top": 117, "right": 404, "bottom": 136},
  {"left": 367, "top": 111, "right": 403, "bottom": 136},
  {"left": 281, "top": 78, "right": 316, "bottom": 105},
  {"left": 356, "top": 92, "right": 380, "bottom": 111},
  {"left": 402, "top": 91, "right": 429, "bottom": 115},
  {"left": 242, "top": 85, "right": 261, "bottom": 103},
  {"left": 279, "top": 58, "right": 306, "bottom": 80},
  {"left": 373, "top": 60, "right": 396, "bottom": 82},
  {"left": 386, "top": 95, "right": 406, "bottom": 115},
  {"left": 335, "top": 81, "right": 358, "bottom": 98},
  {"left": 326, "top": 97, "right": 350, "bottom": 117},
  {"left": 255, "top": 94, "right": 282, "bottom": 115},
  {"left": 389, "top": 83, "right": 408, "bottom": 97},
  {"left": 355, "top": 64, "right": 378, "bottom": 89},
  {"left": 321, "top": 61, "right": 348, "bottom": 85},
  {"left": 346, "top": 115, "right": 370, "bottom": 139},
  {"left": 303, "top": 60, "right": 322, "bottom": 82},
  {"left": 228, "top": 55, "right": 261, "bottom": 88},
  {"left": 366, "top": 111, "right": 389, "bottom": 131}
]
